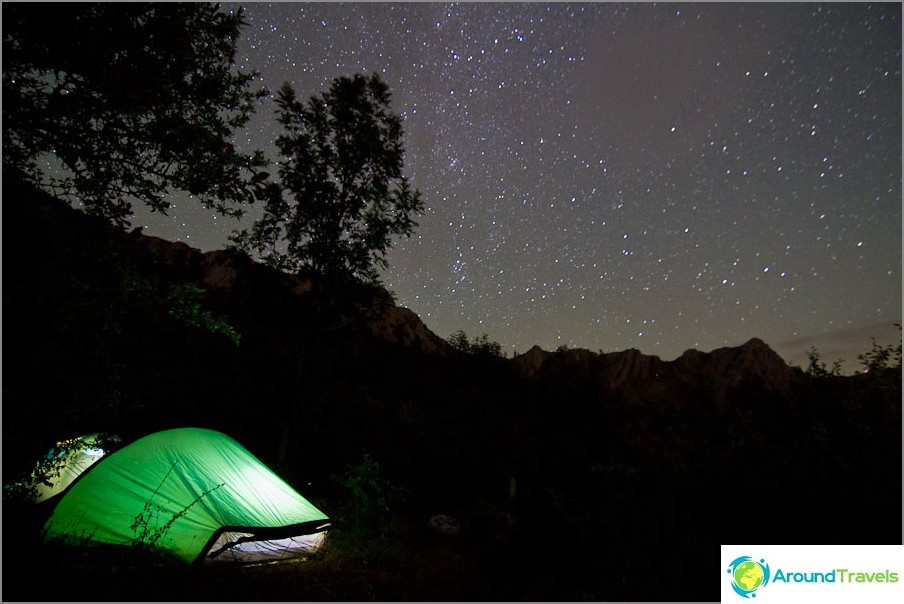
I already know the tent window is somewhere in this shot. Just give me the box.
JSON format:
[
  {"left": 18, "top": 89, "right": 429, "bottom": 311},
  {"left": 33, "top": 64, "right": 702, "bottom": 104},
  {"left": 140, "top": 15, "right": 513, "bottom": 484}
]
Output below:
[{"left": 205, "top": 530, "right": 327, "bottom": 564}]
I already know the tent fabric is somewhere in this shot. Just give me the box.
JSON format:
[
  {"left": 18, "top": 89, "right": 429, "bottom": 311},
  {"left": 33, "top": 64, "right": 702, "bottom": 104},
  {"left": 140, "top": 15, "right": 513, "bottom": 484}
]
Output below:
[
  {"left": 42, "top": 427, "right": 329, "bottom": 564},
  {"left": 206, "top": 530, "right": 328, "bottom": 564},
  {"left": 18, "top": 433, "right": 119, "bottom": 503}
]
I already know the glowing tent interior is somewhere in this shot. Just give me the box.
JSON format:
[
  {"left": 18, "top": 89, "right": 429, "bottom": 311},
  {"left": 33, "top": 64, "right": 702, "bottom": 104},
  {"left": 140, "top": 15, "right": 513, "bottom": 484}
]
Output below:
[{"left": 15, "top": 432, "right": 121, "bottom": 503}]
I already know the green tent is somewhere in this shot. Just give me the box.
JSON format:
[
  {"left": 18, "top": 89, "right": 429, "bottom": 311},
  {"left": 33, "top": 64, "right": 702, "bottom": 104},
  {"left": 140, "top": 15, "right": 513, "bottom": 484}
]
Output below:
[{"left": 43, "top": 427, "right": 330, "bottom": 564}]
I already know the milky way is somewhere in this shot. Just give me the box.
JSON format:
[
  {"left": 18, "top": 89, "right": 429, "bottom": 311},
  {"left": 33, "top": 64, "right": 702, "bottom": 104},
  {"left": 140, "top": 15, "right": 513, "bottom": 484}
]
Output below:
[{"left": 132, "top": 2, "right": 902, "bottom": 363}]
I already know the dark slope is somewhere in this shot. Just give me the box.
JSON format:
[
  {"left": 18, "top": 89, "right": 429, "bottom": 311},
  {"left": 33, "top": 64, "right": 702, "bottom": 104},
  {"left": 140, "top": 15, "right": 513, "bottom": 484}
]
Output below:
[{"left": 3, "top": 174, "right": 900, "bottom": 601}]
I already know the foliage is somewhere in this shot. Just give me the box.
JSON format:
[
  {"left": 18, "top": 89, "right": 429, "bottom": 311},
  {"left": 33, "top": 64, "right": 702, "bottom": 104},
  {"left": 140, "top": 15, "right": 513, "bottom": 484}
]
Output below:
[
  {"left": 3, "top": 2, "right": 269, "bottom": 226},
  {"left": 3, "top": 434, "right": 120, "bottom": 503},
  {"left": 167, "top": 283, "right": 241, "bottom": 345},
  {"left": 131, "top": 462, "right": 224, "bottom": 554},
  {"left": 803, "top": 325, "right": 901, "bottom": 386},
  {"left": 447, "top": 329, "right": 471, "bottom": 352},
  {"left": 93, "top": 253, "right": 242, "bottom": 346},
  {"left": 86, "top": 256, "right": 242, "bottom": 346},
  {"left": 803, "top": 346, "right": 843, "bottom": 377},
  {"left": 447, "top": 329, "right": 506, "bottom": 357},
  {"left": 857, "top": 323, "right": 902, "bottom": 373},
  {"left": 856, "top": 323, "right": 902, "bottom": 398},
  {"left": 230, "top": 73, "right": 423, "bottom": 284},
  {"left": 333, "top": 453, "right": 407, "bottom": 538},
  {"left": 5, "top": 218, "right": 241, "bottom": 454}
]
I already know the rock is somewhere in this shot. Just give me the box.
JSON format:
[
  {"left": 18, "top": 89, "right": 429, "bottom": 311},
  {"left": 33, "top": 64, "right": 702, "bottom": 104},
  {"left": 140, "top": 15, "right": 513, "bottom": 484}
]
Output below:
[
  {"left": 368, "top": 305, "right": 450, "bottom": 354},
  {"left": 515, "top": 345, "right": 549, "bottom": 376},
  {"left": 427, "top": 514, "right": 460, "bottom": 535},
  {"left": 514, "top": 336, "right": 795, "bottom": 407},
  {"left": 202, "top": 250, "right": 242, "bottom": 291}
]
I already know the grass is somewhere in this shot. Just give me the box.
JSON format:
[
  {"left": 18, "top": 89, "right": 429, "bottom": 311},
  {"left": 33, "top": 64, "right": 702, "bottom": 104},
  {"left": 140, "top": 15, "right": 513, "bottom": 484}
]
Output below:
[
  {"left": 2, "top": 513, "right": 518, "bottom": 601},
  {"left": 4, "top": 487, "right": 612, "bottom": 602}
]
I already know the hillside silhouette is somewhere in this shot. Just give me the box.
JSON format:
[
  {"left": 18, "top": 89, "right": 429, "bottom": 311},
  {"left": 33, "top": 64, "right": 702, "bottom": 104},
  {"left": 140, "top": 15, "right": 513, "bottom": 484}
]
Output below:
[{"left": 3, "top": 173, "right": 901, "bottom": 601}]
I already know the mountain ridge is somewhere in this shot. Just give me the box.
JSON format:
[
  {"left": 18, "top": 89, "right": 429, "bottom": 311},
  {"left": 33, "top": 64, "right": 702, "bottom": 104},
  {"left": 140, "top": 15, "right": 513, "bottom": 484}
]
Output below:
[
  {"left": 136, "top": 227, "right": 804, "bottom": 403},
  {"left": 4, "top": 174, "right": 901, "bottom": 601},
  {"left": 10, "top": 175, "right": 810, "bottom": 408}
]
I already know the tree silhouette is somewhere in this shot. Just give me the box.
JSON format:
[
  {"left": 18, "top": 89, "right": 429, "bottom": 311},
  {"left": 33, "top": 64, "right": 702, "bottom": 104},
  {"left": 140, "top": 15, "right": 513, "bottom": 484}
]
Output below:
[
  {"left": 857, "top": 323, "right": 902, "bottom": 373},
  {"left": 447, "top": 329, "right": 506, "bottom": 357},
  {"left": 231, "top": 73, "right": 423, "bottom": 283},
  {"left": 803, "top": 346, "right": 843, "bottom": 377},
  {"left": 3, "top": 3, "right": 269, "bottom": 226}
]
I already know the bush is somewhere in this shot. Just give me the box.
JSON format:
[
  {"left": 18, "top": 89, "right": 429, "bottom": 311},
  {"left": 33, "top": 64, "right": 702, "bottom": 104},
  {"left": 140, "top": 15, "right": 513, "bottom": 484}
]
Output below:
[
  {"left": 447, "top": 329, "right": 506, "bottom": 358},
  {"left": 332, "top": 454, "right": 406, "bottom": 539}
]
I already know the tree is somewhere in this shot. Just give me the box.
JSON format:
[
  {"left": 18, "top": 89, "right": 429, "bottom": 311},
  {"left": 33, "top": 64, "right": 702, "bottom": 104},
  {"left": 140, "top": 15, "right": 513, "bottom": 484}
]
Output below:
[
  {"left": 857, "top": 323, "right": 902, "bottom": 374},
  {"left": 446, "top": 329, "right": 506, "bottom": 358},
  {"left": 231, "top": 73, "right": 424, "bottom": 283},
  {"left": 856, "top": 324, "right": 902, "bottom": 398},
  {"left": 804, "top": 346, "right": 843, "bottom": 377},
  {"left": 3, "top": 3, "right": 269, "bottom": 226},
  {"left": 447, "top": 329, "right": 471, "bottom": 352}
]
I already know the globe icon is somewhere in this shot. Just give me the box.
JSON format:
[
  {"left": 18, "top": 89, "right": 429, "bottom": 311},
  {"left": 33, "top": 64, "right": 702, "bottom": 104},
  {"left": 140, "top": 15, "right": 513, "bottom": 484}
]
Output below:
[{"left": 733, "top": 560, "right": 765, "bottom": 592}]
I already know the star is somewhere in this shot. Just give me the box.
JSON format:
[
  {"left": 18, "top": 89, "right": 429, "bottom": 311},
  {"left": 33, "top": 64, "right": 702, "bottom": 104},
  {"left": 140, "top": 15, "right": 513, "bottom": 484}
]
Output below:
[{"left": 131, "top": 2, "right": 901, "bottom": 366}]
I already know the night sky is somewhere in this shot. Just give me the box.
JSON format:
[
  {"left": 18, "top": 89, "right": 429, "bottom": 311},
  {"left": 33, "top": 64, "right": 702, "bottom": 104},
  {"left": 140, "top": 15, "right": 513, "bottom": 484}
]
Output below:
[{"left": 132, "top": 2, "right": 902, "bottom": 368}]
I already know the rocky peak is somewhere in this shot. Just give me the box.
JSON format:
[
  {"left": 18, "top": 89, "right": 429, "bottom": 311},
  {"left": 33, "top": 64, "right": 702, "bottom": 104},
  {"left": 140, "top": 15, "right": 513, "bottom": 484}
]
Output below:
[
  {"left": 599, "top": 348, "right": 667, "bottom": 389},
  {"left": 514, "top": 345, "right": 604, "bottom": 377},
  {"left": 515, "top": 337, "right": 796, "bottom": 406},
  {"left": 514, "top": 345, "right": 552, "bottom": 376},
  {"left": 680, "top": 338, "right": 793, "bottom": 381},
  {"left": 366, "top": 304, "right": 450, "bottom": 354}
]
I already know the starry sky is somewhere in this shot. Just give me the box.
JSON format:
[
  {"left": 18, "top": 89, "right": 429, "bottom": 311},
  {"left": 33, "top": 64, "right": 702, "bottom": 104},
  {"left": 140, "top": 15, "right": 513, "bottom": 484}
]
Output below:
[{"left": 133, "top": 2, "right": 902, "bottom": 368}]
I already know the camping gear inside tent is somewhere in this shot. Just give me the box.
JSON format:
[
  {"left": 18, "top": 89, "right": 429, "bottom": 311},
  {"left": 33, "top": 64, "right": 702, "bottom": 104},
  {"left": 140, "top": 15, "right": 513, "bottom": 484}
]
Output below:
[
  {"left": 5, "top": 433, "right": 121, "bottom": 503},
  {"left": 42, "top": 427, "right": 330, "bottom": 564}
]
